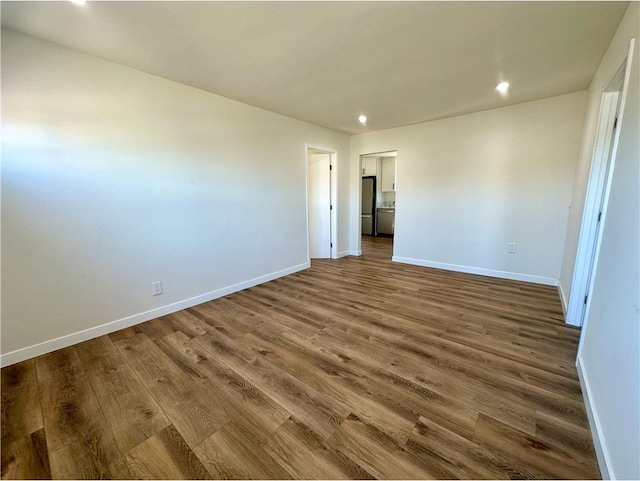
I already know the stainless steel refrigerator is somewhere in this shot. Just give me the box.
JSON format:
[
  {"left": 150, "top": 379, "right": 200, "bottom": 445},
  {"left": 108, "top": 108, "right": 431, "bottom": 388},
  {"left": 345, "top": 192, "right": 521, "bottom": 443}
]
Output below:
[{"left": 361, "top": 176, "right": 376, "bottom": 235}]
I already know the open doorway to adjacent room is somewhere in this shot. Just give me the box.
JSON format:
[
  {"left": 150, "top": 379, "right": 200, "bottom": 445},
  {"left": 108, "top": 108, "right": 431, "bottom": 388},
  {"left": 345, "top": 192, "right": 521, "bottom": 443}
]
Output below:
[{"left": 359, "top": 150, "right": 397, "bottom": 259}]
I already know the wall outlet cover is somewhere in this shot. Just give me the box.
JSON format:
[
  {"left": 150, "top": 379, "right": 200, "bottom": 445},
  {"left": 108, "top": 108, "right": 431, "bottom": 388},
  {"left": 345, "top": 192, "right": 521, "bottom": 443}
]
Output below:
[{"left": 151, "top": 281, "right": 163, "bottom": 296}]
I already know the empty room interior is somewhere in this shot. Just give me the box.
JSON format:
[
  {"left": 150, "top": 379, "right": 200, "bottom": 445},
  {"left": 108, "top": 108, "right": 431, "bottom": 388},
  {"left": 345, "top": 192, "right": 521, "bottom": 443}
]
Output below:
[{"left": 1, "top": 1, "right": 639, "bottom": 480}]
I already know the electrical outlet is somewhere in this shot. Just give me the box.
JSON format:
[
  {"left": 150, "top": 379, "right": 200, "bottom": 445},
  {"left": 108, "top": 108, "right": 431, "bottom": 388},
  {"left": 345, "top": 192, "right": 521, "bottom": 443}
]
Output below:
[
  {"left": 508, "top": 243, "right": 517, "bottom": 254},
  {"left": 151, "top": 281, "right": 163, "bottom": 296}
]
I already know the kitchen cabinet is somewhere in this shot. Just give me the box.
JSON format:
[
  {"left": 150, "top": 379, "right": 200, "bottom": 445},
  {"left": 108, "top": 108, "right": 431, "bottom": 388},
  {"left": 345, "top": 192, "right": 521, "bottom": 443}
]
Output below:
[
  {"left": 381, "top": 157, "right": 396, "bottom": 191},
  {"left": 362, "top": 157, "right": 377, "bottom": 176}
]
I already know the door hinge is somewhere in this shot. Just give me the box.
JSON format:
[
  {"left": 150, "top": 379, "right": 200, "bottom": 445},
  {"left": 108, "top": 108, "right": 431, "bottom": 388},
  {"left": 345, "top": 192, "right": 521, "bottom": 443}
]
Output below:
[
  {"left": 584, "top": 295, "right": 588, "bottom": 305},
  {"left": 329, "top": 164, "right": 333, "bottom": 171},
  {"left": 614, "top": 117, "right": 618, "bottom": 129},
  {"left": 330, "top": 242, "right": 333, "bottom": 248},
  {"left": 597, "top": 211, "right": 602, "bottom": 222},
  {"left": 330, "top": 205, "right": 333, "bottom": 210}
]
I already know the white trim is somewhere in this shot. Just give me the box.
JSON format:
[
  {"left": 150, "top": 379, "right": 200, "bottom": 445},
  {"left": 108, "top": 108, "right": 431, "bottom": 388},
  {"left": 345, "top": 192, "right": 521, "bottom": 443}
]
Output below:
[
  {"left": 392, "top": 256, "right": 558, "bottom": 286},
  {"left": 330, "top": 151, "right": 338, "bottom": 259},
  {"left": 0, "top": 262, "right": 310, "bottom": 367},
  {"left": 349, "top": 250, "right": 362, "bottom": 256},
  {"left": 558, "top": 281, "right": 569, "bottom": 318},
  {"left": 577, "top": 356, "right": 612, "bottom": 480},
  {"left": 337, "top": 250, "right": 350, "bottom": 258}
]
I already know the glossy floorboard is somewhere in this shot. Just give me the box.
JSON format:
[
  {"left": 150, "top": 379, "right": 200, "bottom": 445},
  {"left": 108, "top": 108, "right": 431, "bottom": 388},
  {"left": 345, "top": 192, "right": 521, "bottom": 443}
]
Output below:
[{"left": 1, "top": 236, "right": 600, "bottom": 479}]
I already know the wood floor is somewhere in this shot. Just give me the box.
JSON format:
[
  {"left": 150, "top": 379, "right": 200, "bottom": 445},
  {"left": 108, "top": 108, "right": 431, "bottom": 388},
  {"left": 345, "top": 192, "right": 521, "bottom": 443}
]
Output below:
[{"left": 1, "top": 236, "right": 600, "bottom": 479}]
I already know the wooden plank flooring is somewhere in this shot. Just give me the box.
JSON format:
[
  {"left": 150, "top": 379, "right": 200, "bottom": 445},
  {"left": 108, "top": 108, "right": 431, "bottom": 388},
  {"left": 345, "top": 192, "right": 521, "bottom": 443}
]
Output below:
[{"left": 1, "top": 236, "right": 600, "bottom": 479}]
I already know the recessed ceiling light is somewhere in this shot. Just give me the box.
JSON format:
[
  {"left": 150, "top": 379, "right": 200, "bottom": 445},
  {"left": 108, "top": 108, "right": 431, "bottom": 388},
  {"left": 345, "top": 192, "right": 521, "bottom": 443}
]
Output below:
[
  {"left": 70, "top": 0, "right": 87, "bottom": 4},
  {"left": 496, "top": 82, "right": 510, "bottom": 94},
  {"left": 358, "top": 115, "right": 367, "bottom": 124}
]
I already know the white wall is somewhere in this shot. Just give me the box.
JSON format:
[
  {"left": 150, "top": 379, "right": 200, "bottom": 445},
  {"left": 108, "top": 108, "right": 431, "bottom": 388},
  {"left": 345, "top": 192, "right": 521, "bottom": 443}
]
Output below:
[
  {"left": 350, "top": 92, "right": 586, "bottom": 285},
  {"left": 1, "top": 30, "right": 350, "bottom": 363},
  {"left": 574, "top": 4, "right": 640, "bottom": 479}
]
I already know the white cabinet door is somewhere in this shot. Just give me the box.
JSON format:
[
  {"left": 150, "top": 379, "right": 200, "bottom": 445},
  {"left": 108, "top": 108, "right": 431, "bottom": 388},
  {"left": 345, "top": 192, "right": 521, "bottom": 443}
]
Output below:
[
  {"left": 362, "top": 157, "right": 377, "bottom": 176},
  {"left": 381, "top": 158, "right": 396, "bottom": 191}
]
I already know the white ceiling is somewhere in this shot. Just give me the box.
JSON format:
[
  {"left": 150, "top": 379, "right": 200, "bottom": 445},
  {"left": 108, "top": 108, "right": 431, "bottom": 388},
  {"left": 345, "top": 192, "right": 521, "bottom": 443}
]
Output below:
[{"left": 1, "top": 1, "right": 628, "bottom": 135}]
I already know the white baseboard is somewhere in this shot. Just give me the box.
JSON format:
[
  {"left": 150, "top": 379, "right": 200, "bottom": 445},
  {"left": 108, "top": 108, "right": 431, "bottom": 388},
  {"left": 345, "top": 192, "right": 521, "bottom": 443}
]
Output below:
[
  {"left": 558, "top": 281, "right": 569, "bottom": 318},
  {"left": 391, "top": 256, "right": 558, "bottom": 286},
  {"left": 337, "top": 250, "right": 350, "bottom": 258},
  {"left": 0, "top": 262, "right": 310, "bottom": 368},
  {"left": 349, "top": 250, "right": 362, "bottom": 256},
  {"left": 576, "top": 356, "right": 611, "bottom": 479}
]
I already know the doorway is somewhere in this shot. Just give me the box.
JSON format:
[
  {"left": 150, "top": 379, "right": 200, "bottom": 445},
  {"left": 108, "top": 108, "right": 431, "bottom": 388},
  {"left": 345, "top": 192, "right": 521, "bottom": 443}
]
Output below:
[
  {"left": 359, "top": 150, "right": 397, "bottom": 259},
  {"left": 567, "top": 50, "right": 632, "bottom": 328},
  {"left": 306, "top": 145, "right": 337, "bottom": 259}
]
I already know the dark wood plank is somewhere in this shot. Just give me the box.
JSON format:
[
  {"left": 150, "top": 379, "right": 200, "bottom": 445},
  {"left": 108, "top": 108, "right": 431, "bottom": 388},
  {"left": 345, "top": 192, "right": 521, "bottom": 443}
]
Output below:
[
  {"left": 114, "top": 333, "right": 230, "bottom": 448},
  {"left": 277, "top": 328, "right": 480, "bottom": 441},
  {"left": 263, "top": 417, "right": 373, "bottom": 479},
  {"left": 194, "top": 329, "right": 351, "bottom": 440},
  {"left": 1, "top": 360, "right": 43, "bottom": 445},
  {"left": 535, "top": 409, "right": 599, "bottom": 471},
  {"left": 125, "top": 425, "right": 210, "bottom": 479},
  {"left": 163, "top": 310, "right": 213, "bottom": 338},
  {"left": 132, "top": 316, "right": 177, "bottom": 341},
  {"left": 1, "top": 429, "right": 51, "bottom": 480},
  {"left": 131, "top": 309, "right": 211, "bottom": 341},
  {"left": 244, "top": 328, "right": 417, "bottom": 445},
  {"left": 108, "top": 327, "right": 136, "bottom": 343},
  {"left": 188, "top": 297, "right": 287, "bottom": 339},
  {"left": 407, "top": 415, "right": 537, "bottom": 479},
  {"left": 313, "top": 324, "right": 538, "bottom": 435},
  {"left": 327, "top": 413, "right": 434, "bottom": 479},
  {"left": 473, "top": 413, "right": 600, "bottom": 479},
  {"left": 194, "top": 421, "right": 293, "bottom": 479},
  {"left": 49, "top": 438, "right": 130, "bottom": 480},
  {"left": 225, "top": 290, "right": 323, "bottom": 337},
  {"left": 156, "top": 331, "right": 291, "bottom": 441},
  {"left": 440, "top": 328, "right": 579, "bottom": 379},
  {"left": 74, "top": 336, "right": 171, "bottom": 452},
  {"left": 35, "top": 348, "right": 131, "bottom": 479}
]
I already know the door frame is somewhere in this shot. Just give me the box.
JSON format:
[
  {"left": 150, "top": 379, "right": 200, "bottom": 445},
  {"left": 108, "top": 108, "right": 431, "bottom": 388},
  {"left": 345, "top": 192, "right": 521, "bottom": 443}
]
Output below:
[
  {"left": 567, "top": 39, "right": 635, "bottom": 329},
  {"left": 305, "top": 144, "right": 338, "bottom": 260},
  {"left": 357, "top": 150, "right": 397, "bottom": 255}
]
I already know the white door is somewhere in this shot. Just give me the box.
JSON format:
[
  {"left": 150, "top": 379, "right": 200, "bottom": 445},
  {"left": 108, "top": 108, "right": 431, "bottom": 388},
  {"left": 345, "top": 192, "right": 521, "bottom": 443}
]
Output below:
[
  {"left": 568, "top": 55, "right": 630, "bottom": 327},
  {"left": 308, "top": 153, "right": 331, "bottom": 258}
]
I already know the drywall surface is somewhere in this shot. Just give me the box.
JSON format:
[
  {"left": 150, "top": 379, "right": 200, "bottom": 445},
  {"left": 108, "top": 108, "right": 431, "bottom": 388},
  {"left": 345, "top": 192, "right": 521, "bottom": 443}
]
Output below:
[
  {"left": 1, "top": 30, "right": 350, "bottom": 359},
  {"left": 350, "top": 92, "right": 586, "bottom": 283},
  {"left": 560, "top": 2, "right": 640, "bottom": 301},
  {"left": 577, "top": 4, "right": 640, "bottom": 479}
]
